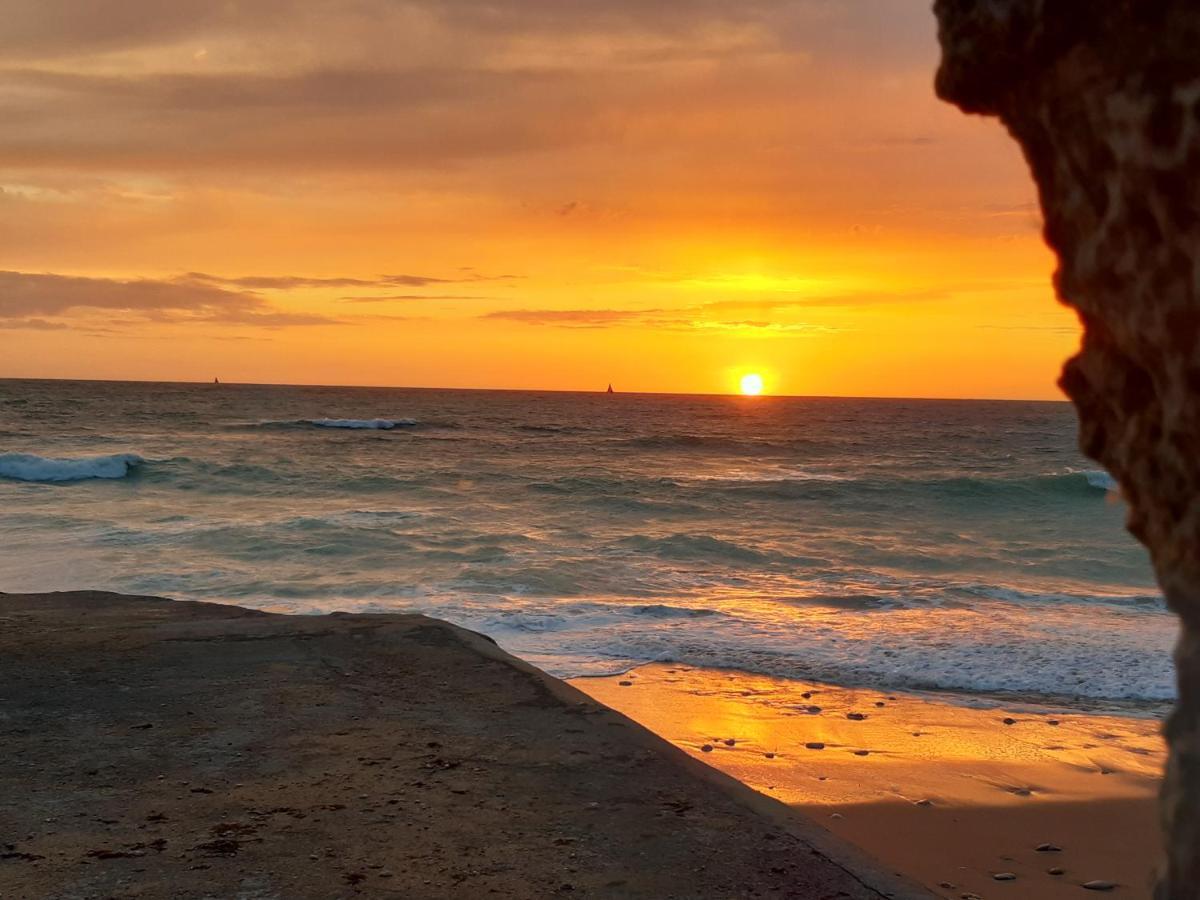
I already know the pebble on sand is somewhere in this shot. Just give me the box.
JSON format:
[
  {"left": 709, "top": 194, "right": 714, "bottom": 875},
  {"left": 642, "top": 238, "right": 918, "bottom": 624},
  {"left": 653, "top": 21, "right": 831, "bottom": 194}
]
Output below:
[
  {"left": 618, "top": 681, "right": 633, "bottom": 687},
  {"left": 1035, "top": 843, "right": 1062, "bottom": 852},
  {"left": 1047, "top": 867, "right": 1064, "bottom": 876},
  {"left": 700, "top": 744, "right": 714, "bottom": 753},
  {"left": 846, "top": 712, "right": 868, "bottom": 721},
  {"left": 992, "top": 872, "right": 1017, "bottom": 880},
  {"left": 1002, "top": 717, "right": 1016, "bottom": 725},
  {"left": 804, "top": 742, "right": 825, "bottom": 750},
  {"left": 1082, "top": 881, "right": 1117, "bottom": 891}
]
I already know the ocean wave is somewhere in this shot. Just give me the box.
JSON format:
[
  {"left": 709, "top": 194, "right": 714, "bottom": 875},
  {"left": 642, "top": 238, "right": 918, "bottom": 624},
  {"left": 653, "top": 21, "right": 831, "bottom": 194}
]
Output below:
[
  {"left": 460, "top": 601, "right": 726, "bottom": 636},
  {"left": 1082, "top": 469, "right": 1119, "bottom": 492},
  {"left": 241, "top": 417, "right": 418, "bottom": 430},
  {"left": 628, "top": 603, "right": 720, "bottom": 619},
  {"left": 956, "top": 582, "right": 1162, "bottom": 609},
  {"left": 685, "top": 468, "right": 850, "bottom": 484},
  {"left": 306, "top": 418, "right": 417, "bottom": 430},
  {"left": 621, "top": 533, "right": 771, "bottom": 564},
  {"left": 0, "top": 451, "right": 144, "bottom": 483},
  {"left": 515, "top": 424, "right": 592, "bottom": 435},
  {"left": 418, "top": 594, "right": 1176, "bottom": 703},
  {"left": 613, "top": 433, "right": 807, "bottom": 453},
  {"left": 700, "top": 469, "right": 1120, "bottom": 503}
]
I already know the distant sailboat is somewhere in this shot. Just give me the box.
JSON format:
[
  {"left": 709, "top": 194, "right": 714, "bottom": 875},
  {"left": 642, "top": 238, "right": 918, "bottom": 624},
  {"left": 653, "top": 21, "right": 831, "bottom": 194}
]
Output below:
[
  {"left": 213, "top": 377, "right": 220, "bottom": 385},
  {"left": 606, "top": 383, "right": 614, "bottom": 394}
]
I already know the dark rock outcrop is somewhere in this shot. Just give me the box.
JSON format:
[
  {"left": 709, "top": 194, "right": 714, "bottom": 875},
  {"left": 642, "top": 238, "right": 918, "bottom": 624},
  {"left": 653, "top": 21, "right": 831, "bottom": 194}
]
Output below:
[{"left": 933, "top": 2, "right": 1200, "bottom": 896}]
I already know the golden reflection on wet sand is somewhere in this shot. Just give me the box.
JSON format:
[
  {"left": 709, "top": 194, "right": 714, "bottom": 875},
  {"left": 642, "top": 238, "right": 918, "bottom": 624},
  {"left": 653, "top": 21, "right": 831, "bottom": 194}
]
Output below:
[{"left": 575, "top": 664, "right": 1163, "bottom": 899}]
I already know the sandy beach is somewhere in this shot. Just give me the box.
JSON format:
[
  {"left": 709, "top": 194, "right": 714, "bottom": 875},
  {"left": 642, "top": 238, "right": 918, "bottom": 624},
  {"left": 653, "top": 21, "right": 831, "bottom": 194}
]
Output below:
[
  {"left": 576, "top": 665, "right": 1165, "bottom": 899},
  {"left": 0, "top": 591, "right": 927, "bottom": 900}
]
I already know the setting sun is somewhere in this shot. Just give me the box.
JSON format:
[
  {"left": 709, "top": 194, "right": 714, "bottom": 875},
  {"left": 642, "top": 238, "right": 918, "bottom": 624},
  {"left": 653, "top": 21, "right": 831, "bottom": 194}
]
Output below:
[{"left": 740, "top": 373, "right": 765, "bottom": 396}]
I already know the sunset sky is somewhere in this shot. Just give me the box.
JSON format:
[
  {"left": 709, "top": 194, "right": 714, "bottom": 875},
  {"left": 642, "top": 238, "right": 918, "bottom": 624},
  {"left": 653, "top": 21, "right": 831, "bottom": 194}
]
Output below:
[{"left": 0, "top": 0, "right": 1076, "bottom": 398}]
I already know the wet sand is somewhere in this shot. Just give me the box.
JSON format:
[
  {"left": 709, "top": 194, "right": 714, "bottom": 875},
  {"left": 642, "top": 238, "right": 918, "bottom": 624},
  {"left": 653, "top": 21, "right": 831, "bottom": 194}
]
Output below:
[
  {"left": 575, "top": 664, "right": 1165, "bottom": 900},
  {"left": 0, "top": 592, "right": 928, "bottom": 900}
]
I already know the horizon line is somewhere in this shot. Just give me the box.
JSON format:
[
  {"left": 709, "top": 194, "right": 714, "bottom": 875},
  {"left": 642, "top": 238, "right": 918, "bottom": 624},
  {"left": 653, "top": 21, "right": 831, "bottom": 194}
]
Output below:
[{"left": 0, "top": 374, "right": 1071, "bottom": 404}]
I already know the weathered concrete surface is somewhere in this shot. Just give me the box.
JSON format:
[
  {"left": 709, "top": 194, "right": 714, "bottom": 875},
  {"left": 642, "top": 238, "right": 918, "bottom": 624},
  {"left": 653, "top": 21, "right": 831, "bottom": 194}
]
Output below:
[
  {"left": 0, "top": 591, "right": 928, "bottom": 900},
  {"left": 933, "top": 2, "right": 1200, "bottom": 896}
]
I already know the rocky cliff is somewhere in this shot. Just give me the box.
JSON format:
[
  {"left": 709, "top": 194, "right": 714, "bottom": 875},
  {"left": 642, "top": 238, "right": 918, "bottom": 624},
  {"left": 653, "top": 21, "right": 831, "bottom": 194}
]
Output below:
[{"left": 933, "top": 2, "right": 1200, "bottom": 895}]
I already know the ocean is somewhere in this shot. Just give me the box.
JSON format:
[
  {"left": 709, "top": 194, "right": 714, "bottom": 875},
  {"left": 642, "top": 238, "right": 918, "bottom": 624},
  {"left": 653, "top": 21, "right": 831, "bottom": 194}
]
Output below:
[{"left": 0, "top": 379, "right": 1173, "bottom": 712}]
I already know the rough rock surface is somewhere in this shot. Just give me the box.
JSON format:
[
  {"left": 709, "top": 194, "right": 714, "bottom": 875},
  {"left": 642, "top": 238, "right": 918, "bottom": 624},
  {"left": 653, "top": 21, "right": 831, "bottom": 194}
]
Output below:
[
  {"left": 0, "top": 591, "right": 926, "bottom": 900},
  {"left": 933, "top": 2, "right": 1200, "bottom": 896}
]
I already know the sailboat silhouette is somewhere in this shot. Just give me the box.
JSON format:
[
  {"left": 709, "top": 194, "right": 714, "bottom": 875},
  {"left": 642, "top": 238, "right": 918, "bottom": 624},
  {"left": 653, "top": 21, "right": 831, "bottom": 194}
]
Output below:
[{"left": 606, "top": 383, "right": 614, "bottom": 394}]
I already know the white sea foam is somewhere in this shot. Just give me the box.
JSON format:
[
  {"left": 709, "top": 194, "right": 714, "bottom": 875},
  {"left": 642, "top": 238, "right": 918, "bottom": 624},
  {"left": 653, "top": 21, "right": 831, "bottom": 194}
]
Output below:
[
  {"left": 1084, "top": 470, "right": 1119, "bottom": 492},
  {"left": 429, "top": 594, "right": 1177, "bottom": 704},
  {"left": 0, "top": 452, "right": 144, "bottom": 482},
  {"left": 306, "top": 418, "right": 416, "bottom": 430}
]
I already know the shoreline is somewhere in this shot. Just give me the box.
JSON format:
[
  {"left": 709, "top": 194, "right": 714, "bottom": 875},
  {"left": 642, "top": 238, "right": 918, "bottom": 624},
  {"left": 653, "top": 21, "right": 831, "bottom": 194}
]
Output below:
[
  {"left": 0, "top": 591, "right": 929, "bottom": 899},
  {"left": 565, "top": 668, "right": 1174, "bottom": 722},
  {"left": 575, "top": 664, "right": 1164, "bottom": 899}
]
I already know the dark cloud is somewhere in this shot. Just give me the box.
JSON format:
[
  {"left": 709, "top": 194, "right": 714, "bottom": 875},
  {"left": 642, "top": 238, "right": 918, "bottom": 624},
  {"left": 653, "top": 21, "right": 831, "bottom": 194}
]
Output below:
[
  {"left": 0, "top": 270, "right": 339, "bottom": 326},
  {"left": 0, "top": 316, "right": 71, "bottom": 330},
  {"left": 0, "top": 2, "right": 893, "bottom": 176},
  {"left": 0, "top": 64, "right": 595, "bottom": 170},
  {"left": 0, "top": 0, "right": 788, "bottom": 60},
  {"left": 0, "top": 1, "right": 284, "bottom": 59}
]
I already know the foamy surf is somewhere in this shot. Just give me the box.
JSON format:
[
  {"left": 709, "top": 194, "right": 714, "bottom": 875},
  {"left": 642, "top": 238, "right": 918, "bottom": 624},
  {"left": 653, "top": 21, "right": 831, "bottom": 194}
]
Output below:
[
  {"left": 0, "top": 452, "right": 144, "bottom": 482},
  {"left": 0, "top": 381, "right": 1165, "bottom": 712},
  {"left": 422, "top": 593, "right": 1176, "bottom": 705}
]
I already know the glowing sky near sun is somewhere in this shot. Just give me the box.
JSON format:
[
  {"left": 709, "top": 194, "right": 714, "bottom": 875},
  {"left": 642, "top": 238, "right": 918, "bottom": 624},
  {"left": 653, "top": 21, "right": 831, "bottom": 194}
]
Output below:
[{"left": 0, "top": 0, "right": 1076, "bottom": 398}]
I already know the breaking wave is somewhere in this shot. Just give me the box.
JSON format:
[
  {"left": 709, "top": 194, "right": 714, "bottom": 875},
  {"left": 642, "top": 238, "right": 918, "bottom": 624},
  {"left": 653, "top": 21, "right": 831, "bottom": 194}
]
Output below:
[{"left": 0, "top": 452, "right": 144, "bottom": 482}]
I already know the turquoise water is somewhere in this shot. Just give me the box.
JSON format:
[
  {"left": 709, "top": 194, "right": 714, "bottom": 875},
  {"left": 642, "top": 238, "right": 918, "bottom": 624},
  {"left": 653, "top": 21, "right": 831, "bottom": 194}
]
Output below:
[{"left": 0, "top": 379, "right": 1172, "bottom": 709}]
